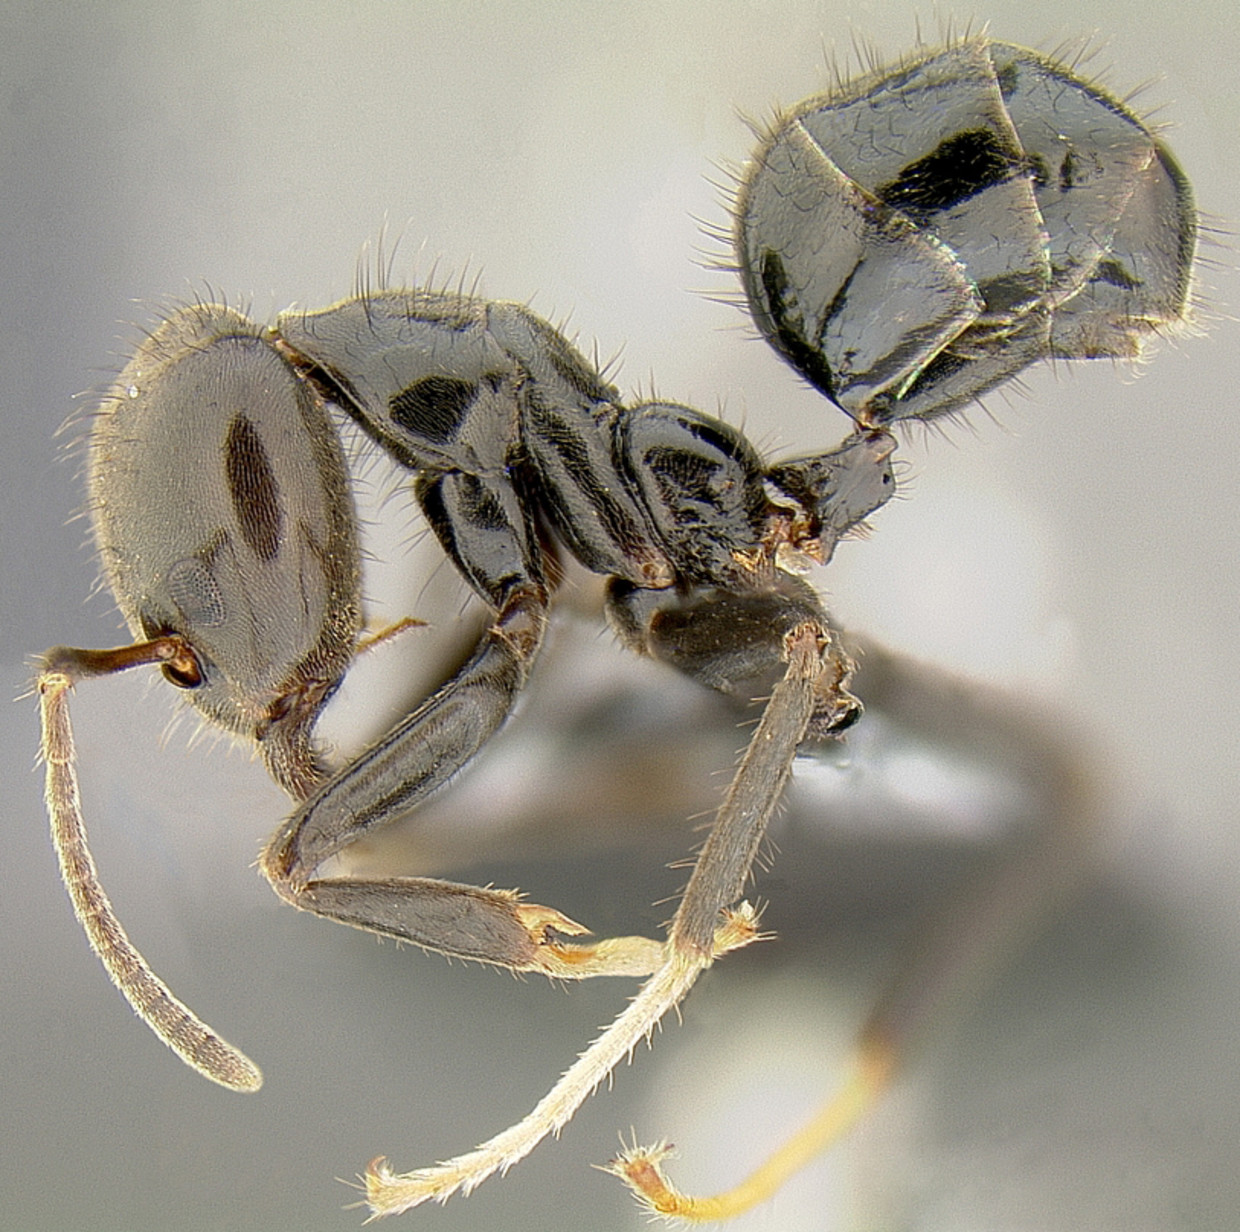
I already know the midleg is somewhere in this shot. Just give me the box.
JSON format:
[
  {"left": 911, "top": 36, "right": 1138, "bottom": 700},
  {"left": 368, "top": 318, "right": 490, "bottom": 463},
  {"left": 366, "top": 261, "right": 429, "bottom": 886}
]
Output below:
[{"left": 362, "top": 615, "right": 846, "bottom": 1215}]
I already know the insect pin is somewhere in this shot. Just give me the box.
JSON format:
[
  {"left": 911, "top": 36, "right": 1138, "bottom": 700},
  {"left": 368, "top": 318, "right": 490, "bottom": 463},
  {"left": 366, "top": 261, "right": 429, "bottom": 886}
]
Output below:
[{"left": 35, "top": 34, "right": 1196, "bottom": 1223}]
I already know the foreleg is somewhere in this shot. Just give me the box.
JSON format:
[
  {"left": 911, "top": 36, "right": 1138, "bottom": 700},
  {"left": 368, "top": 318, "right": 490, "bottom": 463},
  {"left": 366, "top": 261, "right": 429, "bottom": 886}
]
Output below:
[
  {"left": 362, "top": 618, "right": 838, "bottom": 1215},
  {"left": 261, "top": 470, "right": 663, "bottom": 979}
]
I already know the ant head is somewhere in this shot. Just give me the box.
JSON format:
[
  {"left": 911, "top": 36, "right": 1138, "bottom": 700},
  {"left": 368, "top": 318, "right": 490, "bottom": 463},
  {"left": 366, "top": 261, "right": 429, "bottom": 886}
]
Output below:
[{"left": 90, "top": 303, "right": 363, "bottom": 794}]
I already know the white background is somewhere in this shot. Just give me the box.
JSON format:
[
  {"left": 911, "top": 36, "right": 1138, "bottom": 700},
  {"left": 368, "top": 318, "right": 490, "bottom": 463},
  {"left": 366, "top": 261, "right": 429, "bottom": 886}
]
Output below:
[{"left": 2, "top": 2, "right": 1237, "bottom": 1230}]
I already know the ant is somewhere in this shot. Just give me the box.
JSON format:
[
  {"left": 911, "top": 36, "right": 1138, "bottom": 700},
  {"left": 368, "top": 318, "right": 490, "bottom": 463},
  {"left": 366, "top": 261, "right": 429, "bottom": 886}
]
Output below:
[{"left": 34, "top": 37, "right": 1196, "bottom": 1221}]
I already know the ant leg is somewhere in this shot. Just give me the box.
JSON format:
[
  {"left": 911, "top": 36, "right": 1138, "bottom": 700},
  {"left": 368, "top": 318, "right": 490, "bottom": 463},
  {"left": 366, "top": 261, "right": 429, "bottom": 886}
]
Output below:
[
  {"left": 363, "top": 611, "right": 843, "bottom": 1216},
  {"left": 354, "top": 616, "right": 426, "bottom": 656},
  {"left": 606, "top": 576, "right": 861, "bottom": 739},
  {"left": 261, "top": 470, "right": 665, "bottom": 981},
  {"left": 606, "top": 643, "right": 1101, "bottom": 1220},
  {"left": 260, "top": 586, "right": 659, "bottom": 978}
]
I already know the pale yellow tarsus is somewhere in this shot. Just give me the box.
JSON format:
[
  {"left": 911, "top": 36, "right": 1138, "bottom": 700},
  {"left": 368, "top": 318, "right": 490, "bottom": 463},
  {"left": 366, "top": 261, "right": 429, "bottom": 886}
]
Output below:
[
  {"left": 363, "top": 903, "right": 762, "bottom": 1218},
  {"left": 602, "top": 1035, "right": 896, "bottom": 1220}
]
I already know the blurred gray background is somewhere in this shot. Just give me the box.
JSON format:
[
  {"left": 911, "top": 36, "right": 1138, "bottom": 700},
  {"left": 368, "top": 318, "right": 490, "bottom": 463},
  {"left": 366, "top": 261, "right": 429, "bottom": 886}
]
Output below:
[{"left": 2, "top": 2, "right": 1238, "bottom": 1230}]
